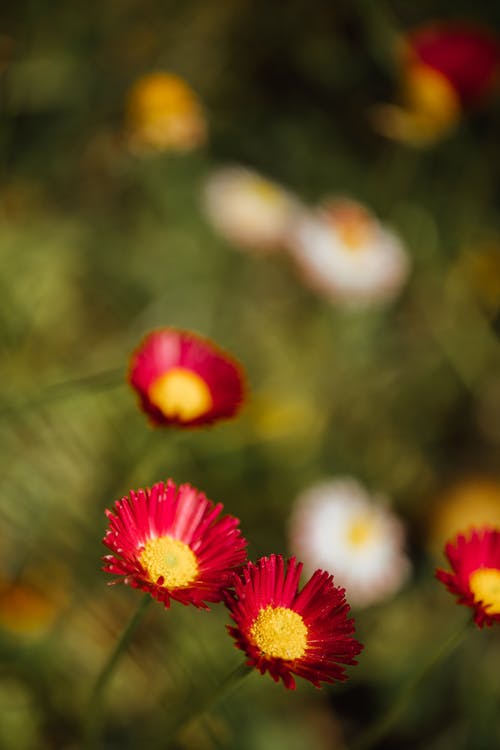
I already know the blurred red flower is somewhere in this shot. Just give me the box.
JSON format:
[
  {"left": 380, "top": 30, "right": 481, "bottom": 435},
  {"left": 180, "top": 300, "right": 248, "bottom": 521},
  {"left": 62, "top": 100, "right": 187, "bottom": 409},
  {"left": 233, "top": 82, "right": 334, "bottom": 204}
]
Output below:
[
  {"left": 373, "top": 23, "right": 500, "bottom": 144},
  {"left": 129, "top": 328, "right": 245, "bottom": 427},
  {"left": 407, "top": 23, "right": 500, "bottom": 106}
]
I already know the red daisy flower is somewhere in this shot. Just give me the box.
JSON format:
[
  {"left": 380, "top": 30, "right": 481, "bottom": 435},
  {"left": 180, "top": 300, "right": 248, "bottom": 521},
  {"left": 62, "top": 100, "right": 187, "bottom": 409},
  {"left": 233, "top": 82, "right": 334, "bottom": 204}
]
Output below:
[
  {"left": 103, "top": 480, "right": 248, "bottom": 609},
  {"left": 436, "top": 527, "right": 500, "bottom": 628},
  {"left": 372, "top": 23, "right": 500, "bottom": 146},
  {"left": 407, "top": 24, "right": 500, "bottom": 106},
  {"left": 225, "top": 554, "right": 362, "bottom": 689},
  {"left": 128, "top": 328, "right": 245, "bottom": 427}
]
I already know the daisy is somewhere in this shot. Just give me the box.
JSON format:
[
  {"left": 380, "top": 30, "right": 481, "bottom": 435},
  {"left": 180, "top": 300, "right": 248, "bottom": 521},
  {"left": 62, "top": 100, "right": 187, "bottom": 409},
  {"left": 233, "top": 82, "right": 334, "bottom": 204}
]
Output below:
[
  {"left": 225, "top": 554, "right": 362, "bottom": 689},
  {"left": 125, "top": 72, "right": 207, "bottom": 153},
  {"left": 128, "top": 328, "right": 245, "bottom": 427},
  {"left": 103, "top": 479, "right": 248, "bottom": 609},
  {"left": 202, "top": 166, "right": 302, "bottom": 252},
  {"left": 288, "top": 198, "right": 410, "bottom": 306},
  {"left": 436, "top": 527, "right": 500, "bottom": 628},
  {"left": 373, "top": 24, "right": 500, "bottom": 145},
  {"left": 289, "top": 478, "right": 410, "bottom": 608}
]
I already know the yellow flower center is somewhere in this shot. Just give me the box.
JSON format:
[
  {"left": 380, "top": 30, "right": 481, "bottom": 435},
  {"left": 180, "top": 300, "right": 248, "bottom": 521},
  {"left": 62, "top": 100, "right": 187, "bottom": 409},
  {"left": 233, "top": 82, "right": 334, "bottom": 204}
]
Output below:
[
  {"left": 381, "top": 63, "right": 461, "bottom": 144},
  {"left": 139, "top": 536, "right": 199, "bottom": 588},
  {"left": 372, "top": 62, "right": 461, "bottom": 146},
  {"left": 148, "top": 367, "right": 213, "bottom": 422},
  {"left": 130, "top": 73, "right": 197, "bottom": 118},
  {"left": 347, "top": 517, "right": 374, "bottom": 548},
  {"left": 338, "top": 218, "right": 372, "bottom": 251},
  {"left": 326, "top": 203, "right": 374, "bottom": 251},
  {"left": 406, "top": 63, "right": 460, "bottom": 126},
  {"left": 252, "top": 178, "right": 283, "bottom": 205},
  {"left": 250, "top": 605, "right": 308, "bottom": 660},
  {"left": 469, "top": 568, "right": 500, "bottom": 615}
]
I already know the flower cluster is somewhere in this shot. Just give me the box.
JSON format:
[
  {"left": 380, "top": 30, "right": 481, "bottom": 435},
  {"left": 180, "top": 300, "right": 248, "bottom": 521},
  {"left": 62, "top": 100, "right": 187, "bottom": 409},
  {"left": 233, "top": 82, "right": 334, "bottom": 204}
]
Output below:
[
  {"left": 101, "top": 322, "right": 499, "bottom": 711},
  {"left": 103, "top": 328, "right": 365, "bottom": 689},
  {"left": 103, "top": 477, "right": 363, "bottom": 689},
  {"left": 108, "top": 326, "right": 500, "bottom": 706},
  {"left": 202, "top": 168, "right": 411, "bottom": 308},
  {"left": 122, "top": 71, "right": 413, "bottom": 308}
]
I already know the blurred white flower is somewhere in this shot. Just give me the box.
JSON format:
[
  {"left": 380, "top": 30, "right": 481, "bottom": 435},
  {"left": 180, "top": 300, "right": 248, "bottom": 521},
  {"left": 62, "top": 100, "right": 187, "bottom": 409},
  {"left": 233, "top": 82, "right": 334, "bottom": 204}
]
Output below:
[
  {"left": 289, "top": 477, "right": 410, "bottom": 608},
  {"left": 202, "top": 166, "right": 302, "bottom": 252},
  {"left": 288, "top": 198, "right": 410, "bottom": 306}
]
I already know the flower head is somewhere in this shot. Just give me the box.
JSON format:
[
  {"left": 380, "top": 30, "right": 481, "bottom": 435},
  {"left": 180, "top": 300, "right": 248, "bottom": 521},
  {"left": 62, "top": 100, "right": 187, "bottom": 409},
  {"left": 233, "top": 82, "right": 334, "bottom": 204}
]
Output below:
[
  {"left": 225, "top": 554, "right": 362, "bottom": 689},
  {"left": 129, "top": 328, "right": 245, "bottom": 427},
  {"left": 436, "top": 527, "right": 500, "bottom": 628},
  {"left": 203, "top": 166, "right": 302, "bottom": 253},
  {"left": 408, "top": 24, "right": 500, "bottom": 106},
  {"left": 126, "top": 72, "right": 207, "bottom": 153},
  {"left": 289, "top": 478, "right": 410, "bottom": 608},
  {"left": 103, "top": 480, "right": 248, "bottom": 609},
  {"left": 373, "top": 24, "right": 500, "bottom": 145},
  {"left": 288, "top": 199, "right": 410, "bottom": 307}
]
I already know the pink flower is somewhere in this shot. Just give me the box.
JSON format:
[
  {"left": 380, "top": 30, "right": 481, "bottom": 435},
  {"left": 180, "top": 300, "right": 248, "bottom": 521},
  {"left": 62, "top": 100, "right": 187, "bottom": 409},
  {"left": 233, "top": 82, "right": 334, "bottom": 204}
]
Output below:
[
  {"left": 129, "top": 328, "right": 245, "bottom": 427},
  {"left": 225, "top": 554, "right": 362, "bottom": 689},
  {"left": 103, "top": 480, "right": 248, "bottom": 609}
]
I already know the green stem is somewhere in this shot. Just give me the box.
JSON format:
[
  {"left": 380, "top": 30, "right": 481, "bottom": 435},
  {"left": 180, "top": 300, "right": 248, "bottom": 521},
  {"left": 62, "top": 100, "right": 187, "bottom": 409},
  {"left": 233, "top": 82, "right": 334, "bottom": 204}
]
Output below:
[
  {"left": 85, "top": 595, "right": 152, "bottom": 747},
  {"left": 164, "top": 662, "right": 252, "bottom": 744},
  {"left": 350, "top": 619, "right": 471, "bottom": 750}
]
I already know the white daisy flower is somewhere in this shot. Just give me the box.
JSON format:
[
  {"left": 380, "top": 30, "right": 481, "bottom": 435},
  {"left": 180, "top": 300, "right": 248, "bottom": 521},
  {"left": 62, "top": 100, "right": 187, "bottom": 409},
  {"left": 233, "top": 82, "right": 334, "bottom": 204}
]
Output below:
[
  {"left": 289, "top": 477, "right": 411, "bottom": 608},
  {"left": 202, "top": 166, "right": 302, "bottom": 252},
  {"left": 288, "top": 198, "right": 410, "bottom": 306}
]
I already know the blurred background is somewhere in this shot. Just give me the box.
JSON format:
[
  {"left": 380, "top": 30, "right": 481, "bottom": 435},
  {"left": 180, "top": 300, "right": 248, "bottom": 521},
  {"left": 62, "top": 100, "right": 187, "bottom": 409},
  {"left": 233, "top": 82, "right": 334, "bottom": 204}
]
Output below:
[{"left": 1, "top": 1, "right": 500, "bottom": 748}]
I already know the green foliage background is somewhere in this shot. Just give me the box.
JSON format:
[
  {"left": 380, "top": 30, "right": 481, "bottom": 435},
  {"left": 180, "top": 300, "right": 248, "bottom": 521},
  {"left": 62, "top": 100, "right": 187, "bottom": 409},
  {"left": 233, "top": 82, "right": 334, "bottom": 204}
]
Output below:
[{"left": 0, "top": 2, "right": 499, "bottom": 748}]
